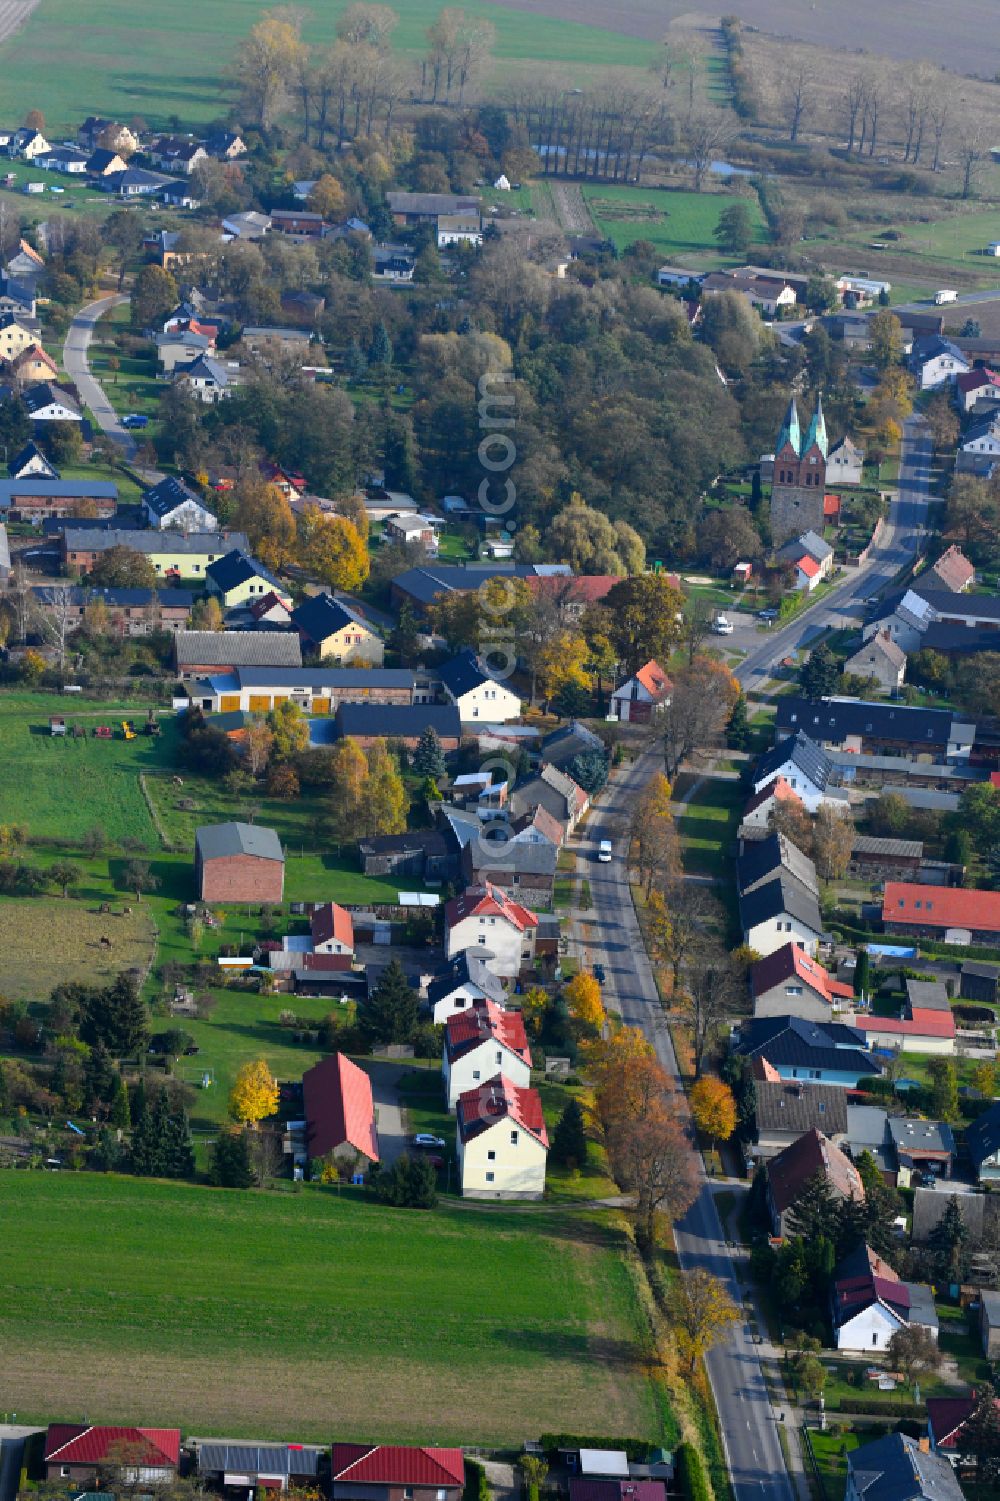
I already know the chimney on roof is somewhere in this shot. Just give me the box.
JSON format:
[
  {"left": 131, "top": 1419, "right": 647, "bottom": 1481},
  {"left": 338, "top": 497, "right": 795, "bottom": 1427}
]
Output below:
[{"left": 918, "top": 1439, "right": 930, "bottom": 1454}]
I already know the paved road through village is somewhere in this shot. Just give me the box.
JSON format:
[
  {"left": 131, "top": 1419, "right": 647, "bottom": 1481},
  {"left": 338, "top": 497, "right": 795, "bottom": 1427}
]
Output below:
[{"left": 567, "top": 418, "right": 932, "bottom": 1501}]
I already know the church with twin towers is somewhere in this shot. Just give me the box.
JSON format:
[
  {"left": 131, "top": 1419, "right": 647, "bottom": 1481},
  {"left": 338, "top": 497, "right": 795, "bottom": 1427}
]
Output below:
[{"left": 770, "top": 395, "right": 828, "bottom": 545}]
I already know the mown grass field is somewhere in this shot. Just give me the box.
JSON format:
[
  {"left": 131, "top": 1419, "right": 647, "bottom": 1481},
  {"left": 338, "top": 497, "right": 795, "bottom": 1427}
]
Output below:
[
  {"left": 0, "top": 692, "right": 166, "bottom": 846},
  {"left": 0, "top": 896, "right": 155, "bottom": 998},
  {"left": 583, "top": 183, "right": 768, "bottom": 266},
  {"left": 0, "top": 1172, "right": 661, "bottom": 1444},
  {"left": 676, "top": 775, "right": 743, "bottom": 878},
  {"left": 0, "top": 0, "right": 655, "bottom": 132}
]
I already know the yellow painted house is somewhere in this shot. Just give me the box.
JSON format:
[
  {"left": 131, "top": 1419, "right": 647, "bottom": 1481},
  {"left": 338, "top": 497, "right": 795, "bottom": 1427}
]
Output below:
[
  {"left": 205, "top": 548, "right": 292, "bottom": 608},
  {"left": 0, "top": 315, "right": 41, "bottom": 361},
  {"left": 61, "top": 527, "right": 250, "bottom": 579},
  {"left": 291, "top": 592, "right": 384, "bottom": 666}
]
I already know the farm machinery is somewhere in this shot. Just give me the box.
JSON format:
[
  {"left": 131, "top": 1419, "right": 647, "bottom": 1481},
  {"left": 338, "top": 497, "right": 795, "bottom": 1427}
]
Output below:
[{"left": 121, "top": 720, "right": 136, "bottom": 741}]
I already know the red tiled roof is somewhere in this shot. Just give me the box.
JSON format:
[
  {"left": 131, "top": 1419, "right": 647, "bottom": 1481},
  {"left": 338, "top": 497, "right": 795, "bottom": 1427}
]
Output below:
[
  {"left": 743, "top": 776, "right": 804, "bottom": 819},
  {"left": 750, "top": 1054, "right": 781, "bottom": 1083},
  {"left": 823, "top": 493, "right": 841, "bottom": 517},
  {"left": 798, "top": 555, "right": 821, "bottom": 578},
  {"left": 751, "top": 942, "right": 852, "bottom": 1005},
  {"left": 525, "top": 575, "right": 621, "bottom": 606},
  {"left": 855, "top": 1007, "right": 956, "bottom": 1040},
  {"left": 444, "top": 881, "right": 538, "bottom": 934},
  {"left": 956, "top": 368, "right": 1000, "bottom": 393},
  {"left": 570, "top": 1482, "right": 666, "bottom": 1501},
  {"left": 311, "top": 901, "right": 354, "bottom": 950},
  {"left": 302, "top": 1052, "right": 378, "bottom": 1162},
  {"left": 331, "top": 1446, "right": 465, "bottom": 1487},
  {"left": 883, "top": 882, "right": 1000, "bottom": 935},
  {"left": 766, "top": 1128, "right": 863, "bottom": 1215},
  {"left": 633, "top": 659, "right": 673, "bottom": 700},
  {"left": 456, "top": 1073, "right": 549, "bottom": 1148},
  {"left": 445, "top": 997, "right": 530, "bottom": 1065},
  {"left": 926, "top": 1396, "right": 999, "bottom": 1449},
  {"left": 45, "top": 1426, "right": 180, "bottom": 1467},
  {"left": 250, "top": 591, "right": 291, "bottom": 619},
  {"left": 926, "top": 544, "right": 975, "bottom": 593}
]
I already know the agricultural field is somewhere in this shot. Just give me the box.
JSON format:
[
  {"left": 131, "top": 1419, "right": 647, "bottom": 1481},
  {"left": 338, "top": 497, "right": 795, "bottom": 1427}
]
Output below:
[
  {"left": 0, "top": 896, "right": 155, "bottom": 999},
  {"left": 0, "top": 1171, "right": 662, "bottom": 1444},
  {"left": 492, "top": 0, "right": 1000, "bottom": 75},
  {"left": 0, "top": 692, "right": 165, "bottom": 846},
  {"left": 0, "top": 0, "right": 656, "bottom": 132},
  {"left": 583, "top": 183, "right": 767, "bottom": 267}
]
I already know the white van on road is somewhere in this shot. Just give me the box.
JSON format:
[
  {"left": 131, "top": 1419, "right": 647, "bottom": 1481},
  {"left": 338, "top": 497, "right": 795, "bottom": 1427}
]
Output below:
[{"left": 597, "top": 840, "right": 613, "bottom": 863}]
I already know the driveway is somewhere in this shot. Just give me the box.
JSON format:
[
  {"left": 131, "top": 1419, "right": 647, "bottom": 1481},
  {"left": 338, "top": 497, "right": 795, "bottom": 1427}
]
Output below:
[{"left": 363, "top": 1059, "right": 409, "bottom": 1167}]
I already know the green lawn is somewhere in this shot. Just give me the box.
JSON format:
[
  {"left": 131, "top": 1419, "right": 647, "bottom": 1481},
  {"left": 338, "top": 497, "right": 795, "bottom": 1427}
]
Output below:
[
  {"left": 677, "top": 776, "right": 743, "bottom": 878},
  {"left": 0, "top": 0, "right": 655, "bottom": 133},
  {"left": 806, "top": 1428, "right": 859, "bottom": 1501},
  {"left": 0, "top": 1171, "right": 661, "bottom": 1444},
  {"left": 0, "top": 690, "right": 168, "bottom": 846},
  {"left": 583, "top": 184, "right": 768, "bottom": 266}
]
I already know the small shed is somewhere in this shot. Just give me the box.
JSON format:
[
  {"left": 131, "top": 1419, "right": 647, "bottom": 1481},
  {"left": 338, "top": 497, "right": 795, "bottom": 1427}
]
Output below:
[{"left": 962, "top": 960, "right": 1000, "bottom": 1005}]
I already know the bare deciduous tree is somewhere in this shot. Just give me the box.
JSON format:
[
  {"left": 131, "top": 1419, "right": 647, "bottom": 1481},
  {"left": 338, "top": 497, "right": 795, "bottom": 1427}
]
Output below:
[
  {"left": 958, "top": 125, "right": 988, "bottom": 199},
  {"left": 40, "top": 582, "right": 77, "bottom": 668},
  {"left": 782, "top": 64, "right": 813, "bottom": 143},
  {"left": 685, "top": 107, "right": 736, "bottom": 192}
]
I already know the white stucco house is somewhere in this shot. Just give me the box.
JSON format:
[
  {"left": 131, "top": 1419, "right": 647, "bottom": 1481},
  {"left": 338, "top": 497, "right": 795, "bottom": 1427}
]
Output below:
[
  {"left": 439, "top": 650, "right": 522, "bottom": 723},
  {"left": 751, "top": 730, "right": 838, "bottom": 814},
  {"left": 610, "top": 659, "right": 673, "bottom": 724},
  {"left": 442, "top": 997, "right": 532, "bottom": 1108},
  {"left": 832, "top": 1243, "right": 938, "bottom": 1352},
  {"left": 456, "top": 1073, "right": 548, "bottom": 1199},
  {"left": 426, "top": 952, "right": 507, "bottom": 1025},
  {"left": 143, "top": 475, "right": 218, "bottom": 532},
  {"left": 444, "top": 882, "right": 538, "bottom": 978},
  {"left": 910, "top": 336, "right": 970, "bottom": 391}
]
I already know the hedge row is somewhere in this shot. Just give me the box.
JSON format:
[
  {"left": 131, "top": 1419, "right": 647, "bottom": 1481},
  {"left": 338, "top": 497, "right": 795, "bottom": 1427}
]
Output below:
[
  {"left": 538, "top": 1437, "right": 652, "bottom": 1463},
  {"left": 464, "top": 1461, "right": 490, "bottom": 1501},
  {"left": 836, "top": 1399, "right": 926, "bottom": 1418},
  {"left": 676, "top": 1443, "right": 712, "bottom": 1501}
]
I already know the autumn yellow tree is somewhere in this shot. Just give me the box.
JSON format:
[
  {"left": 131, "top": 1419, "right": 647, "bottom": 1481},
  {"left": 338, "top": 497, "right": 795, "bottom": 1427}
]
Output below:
[
  {"left": 327, "top": 736, "right": 369, "bottom": 845},
  {"left": 564, "top": 971, "right": 605, "bottom": 1034},
  {"left": 689, "top": 1076, "right": 737, "bottom": 1149},
  {"left": 298, "top": 505, "right": 370, "bottom": 590},
  {"left": 537, "top": 629, "right": 591, "bottom": 704},
  {"left": 630, "top": 772, "right": 679, "bottom": 898},
  {"left": 358, "top": 738, "right": 407, "bottom": 836},
  {"left": 309, "top": 173, "right": 347, "bottom": 221},
  {"left": 520, "top": 986, "right": 550, "bottom": 1039},
  {"left": 668, "top": 1268, "right": 739, "bottom": 1372},
  {"left": 232, "top": 479, "right": 297, "bottom": 572},
  {"left": 228, "top": 1058, "right": 279, "bottom": 1125}
]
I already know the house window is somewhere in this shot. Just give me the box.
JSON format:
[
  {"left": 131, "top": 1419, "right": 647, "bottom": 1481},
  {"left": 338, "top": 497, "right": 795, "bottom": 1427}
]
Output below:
[
  {"left": 61, "top": 1469, "right": 70, "bottom": 1479},
  {"left": 495, "top": 1051, "right": 502, "bottom": 1064},
  {"left": 872, "top": 1332, "right": 879, "bottom": 1346},
  {"left": 473, "top": 1070, "right": 481, "bottom": 1081},
  {"left": 404, "top": 1490, "right": 414, "bottom": 1499},
  {"left": 510, "top": 1130, "right": 519, "bottom": 1145},
  {"left": 478, "top": 935, "right": 486, "bottom": 945},
  {"left": 785, "top": 985, "right": 803, "bottom": 996},
  {"left": 791, "top": 1069, "right": 799, "bottom": 1078},
  {"left": 485, "top": 1171, "right": 495, "bottom": 1183},
  {"left": 487, "top": 1150, "right": 496, "bottom": 1161}
]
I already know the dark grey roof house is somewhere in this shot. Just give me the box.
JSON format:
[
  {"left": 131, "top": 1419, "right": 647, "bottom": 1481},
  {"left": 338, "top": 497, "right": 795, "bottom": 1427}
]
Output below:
[{"left": 847, "top": 1433, "right": 963, "bottom": 1501}]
